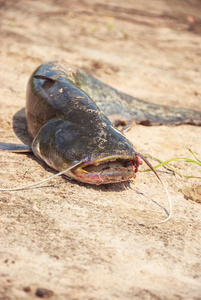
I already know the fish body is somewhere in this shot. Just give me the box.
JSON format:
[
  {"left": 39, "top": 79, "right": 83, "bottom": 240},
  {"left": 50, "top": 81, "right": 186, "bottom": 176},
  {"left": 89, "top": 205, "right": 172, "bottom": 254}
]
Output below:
[
  {"left": 1, "top": 60, "right": 201, "bottom": 185},
  {"left": 57, "top": 62, "right": 201, "bottom": 127},
  {"left": 26, "top": 61, "right": 140, "bottom": 185}
]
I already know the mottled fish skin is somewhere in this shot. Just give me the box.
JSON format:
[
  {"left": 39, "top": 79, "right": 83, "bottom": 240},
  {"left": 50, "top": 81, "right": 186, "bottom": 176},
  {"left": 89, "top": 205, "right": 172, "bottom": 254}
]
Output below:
[
  {"left": 27, "top": 61, "right": 201, "bottom": 127},
  {"left": 26, "top": 61, "right": 140, "bottom": 185},
  {"left": 63, "top": 62, "right": 201, "bottom": 126}
]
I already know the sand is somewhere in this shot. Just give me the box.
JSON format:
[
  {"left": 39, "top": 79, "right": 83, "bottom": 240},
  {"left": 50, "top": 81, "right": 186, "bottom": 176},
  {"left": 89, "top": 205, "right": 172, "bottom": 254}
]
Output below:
[{"left": 0, "top": 0, "right": 201, "bottom": 299}]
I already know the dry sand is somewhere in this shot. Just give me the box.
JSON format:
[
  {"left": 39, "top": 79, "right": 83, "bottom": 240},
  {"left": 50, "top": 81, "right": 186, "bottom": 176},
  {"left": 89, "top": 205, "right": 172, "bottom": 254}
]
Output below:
[{"left": 0, "top": 0, "right": 201, "bottom": 299}]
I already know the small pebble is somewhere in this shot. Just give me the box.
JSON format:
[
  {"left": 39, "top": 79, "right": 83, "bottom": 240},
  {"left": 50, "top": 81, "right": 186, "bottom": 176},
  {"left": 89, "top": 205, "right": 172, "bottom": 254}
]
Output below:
[
  {"left": 35, "top": 288, "right": 53, "bottom": 298},
  {"left": 23, "top": 286, "right": 31, "bottom": 292}
]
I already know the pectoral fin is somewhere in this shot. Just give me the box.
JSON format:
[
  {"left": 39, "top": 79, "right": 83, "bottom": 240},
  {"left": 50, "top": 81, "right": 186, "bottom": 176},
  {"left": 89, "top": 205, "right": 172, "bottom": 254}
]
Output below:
[{"left": 0, "top": 142, "right": 32, "bottom": 153}]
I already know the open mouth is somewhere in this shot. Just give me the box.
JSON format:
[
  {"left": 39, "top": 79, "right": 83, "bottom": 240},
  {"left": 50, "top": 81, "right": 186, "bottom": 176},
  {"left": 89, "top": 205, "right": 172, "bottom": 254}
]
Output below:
[{"left": 70, "top": 156, "right": 140, "bottom": 185}]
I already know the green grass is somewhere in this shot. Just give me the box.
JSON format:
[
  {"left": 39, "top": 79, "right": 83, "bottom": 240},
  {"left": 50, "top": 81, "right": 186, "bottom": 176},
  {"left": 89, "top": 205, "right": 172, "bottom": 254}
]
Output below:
[{"left": 142, "top": 149, "right": 201, "bottom": 179}]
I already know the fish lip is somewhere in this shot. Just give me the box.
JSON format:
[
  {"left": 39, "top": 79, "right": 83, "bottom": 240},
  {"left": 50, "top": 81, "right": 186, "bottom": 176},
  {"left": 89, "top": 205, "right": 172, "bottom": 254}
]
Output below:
[{"left": 70, "top": 154, "right": 140, "bottom": 185}]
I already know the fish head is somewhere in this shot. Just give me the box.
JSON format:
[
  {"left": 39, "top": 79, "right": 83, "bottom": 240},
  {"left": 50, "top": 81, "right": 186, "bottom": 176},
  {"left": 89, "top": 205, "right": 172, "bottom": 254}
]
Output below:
[
  {"left": 32, "top": 115, "right": 140, "bottom": 185},
  {"left": 70, "top": 117, "right": 141, "bottom": 185}
]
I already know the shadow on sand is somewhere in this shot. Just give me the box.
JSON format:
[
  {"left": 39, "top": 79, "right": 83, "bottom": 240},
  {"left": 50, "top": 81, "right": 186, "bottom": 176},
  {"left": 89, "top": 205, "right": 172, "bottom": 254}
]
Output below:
[{"left": 13, "top": 107, "right": 32, "bottom": 147}]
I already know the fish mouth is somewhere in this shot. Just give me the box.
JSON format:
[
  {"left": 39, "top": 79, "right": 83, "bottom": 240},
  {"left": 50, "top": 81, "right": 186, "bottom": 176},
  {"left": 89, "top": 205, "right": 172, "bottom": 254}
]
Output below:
[{"left": 69, "top": 155, "right": 140, "bottom": 185}]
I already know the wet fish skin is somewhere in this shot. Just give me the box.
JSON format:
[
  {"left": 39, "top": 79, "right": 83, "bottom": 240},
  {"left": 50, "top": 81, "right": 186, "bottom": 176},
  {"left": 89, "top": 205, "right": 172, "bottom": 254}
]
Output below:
[
  {"left": 26, "top": 61, "right": 139, "bottom": 185},
  {"left": 27, "top": 61, "right": 201, "bottom": 128},
  {"left": 72, "top": 65, "right": 201, "bottom": 126}
]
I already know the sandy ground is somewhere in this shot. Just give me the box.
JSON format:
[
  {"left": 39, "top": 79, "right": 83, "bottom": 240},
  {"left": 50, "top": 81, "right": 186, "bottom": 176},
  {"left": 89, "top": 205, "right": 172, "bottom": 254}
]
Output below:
[{"left": 0, "top": 0, "right": 201, "bottom": 299}]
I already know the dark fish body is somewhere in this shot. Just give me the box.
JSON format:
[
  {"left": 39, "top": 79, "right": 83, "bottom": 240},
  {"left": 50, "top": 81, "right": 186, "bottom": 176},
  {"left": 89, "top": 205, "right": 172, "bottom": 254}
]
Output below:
[
  {"left": 26, "top": 61, "right": 140, "bottom": 185},
  {"left": 72, "top": 66, "right": 201, "bottom": 127},
  {"left": 1, "top": 60, "right": 201, "bottom": 185}
]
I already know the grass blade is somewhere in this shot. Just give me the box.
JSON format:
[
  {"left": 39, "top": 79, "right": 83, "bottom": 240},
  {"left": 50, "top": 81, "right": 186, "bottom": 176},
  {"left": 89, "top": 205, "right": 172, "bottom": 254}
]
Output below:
[
  {"left": 188, "top": 149, "right": 201, "bottom": 164},
  {"left": 142, "top": 153, "right": 201, "bottom": 179}
]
